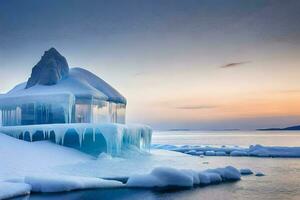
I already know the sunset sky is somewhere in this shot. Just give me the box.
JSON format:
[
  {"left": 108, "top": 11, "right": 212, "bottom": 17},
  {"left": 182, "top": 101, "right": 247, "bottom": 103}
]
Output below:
[{"left": 1, "top": 0, "right": 300, "bottom": 130}]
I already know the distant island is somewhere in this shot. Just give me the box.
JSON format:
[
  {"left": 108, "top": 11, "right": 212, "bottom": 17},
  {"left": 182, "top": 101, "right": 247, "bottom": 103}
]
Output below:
[
  {"left": 168, "top": 129, "right": 191, "bottom": 131},
  {"left": 258, "top": 125, "right": 300, "bottom": 131},
  {"left": 210, "top": 129, "right": 241, "bottom": 131},
  {"left": 167, "top": 128, "right": 240, "bottom": 131}
]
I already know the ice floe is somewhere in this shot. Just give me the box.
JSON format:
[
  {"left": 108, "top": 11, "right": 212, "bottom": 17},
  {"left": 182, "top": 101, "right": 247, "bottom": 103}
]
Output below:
[
  {"left": 230, "top": 150, "right": 249, "bottom": 157},
  {"left": 153, "top": 144, "right": 300, "bottom": 158},
  {"left": 127, "top": 166, "right": 241, "bottom": 188},
  {"left": 240, "top": 168, "right": 253, "bottom": 175}
]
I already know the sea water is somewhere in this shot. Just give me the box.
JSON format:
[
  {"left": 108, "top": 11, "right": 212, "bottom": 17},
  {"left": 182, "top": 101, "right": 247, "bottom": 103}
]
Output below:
[{"left": 152, "top": 130, "right": 300, "bottom": 147}]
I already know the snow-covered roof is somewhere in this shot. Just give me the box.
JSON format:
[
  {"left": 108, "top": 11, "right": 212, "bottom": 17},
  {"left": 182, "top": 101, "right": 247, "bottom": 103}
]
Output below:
[
  {"left": 0, "top": 48, "right": 126, "bottom": 105},
  {"left": 0, "top": 67, "right": 126, "bottom": 104}
]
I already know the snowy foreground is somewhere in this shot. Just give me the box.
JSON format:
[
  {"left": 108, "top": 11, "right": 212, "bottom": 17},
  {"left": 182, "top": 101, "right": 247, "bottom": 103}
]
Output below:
[
  {"left": 0, "top": 166, "right": 241, "bottom": 199},
  {"left": 0, "top": 133, "right": 245, "bottom": 199},
  {"left": 153, "top": 144, "right": 300, "bottom": 158}
]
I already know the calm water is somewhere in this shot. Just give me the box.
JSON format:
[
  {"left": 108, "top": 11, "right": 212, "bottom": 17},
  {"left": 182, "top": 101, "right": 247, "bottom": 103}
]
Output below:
[
  {"left": 14, "top": 131, "right": 300, "bottom": 200},
  {"left": 152, "top": 130, "right": 300, "bottom": 147}
]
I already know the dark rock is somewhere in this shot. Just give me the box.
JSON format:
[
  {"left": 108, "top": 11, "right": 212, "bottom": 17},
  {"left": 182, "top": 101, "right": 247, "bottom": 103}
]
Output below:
[
  {"left": 255, "top": 172, "right": 265, "bottom": 177},
  {"left": 26, "top": 48, "right": 69, "bottom": 88}
]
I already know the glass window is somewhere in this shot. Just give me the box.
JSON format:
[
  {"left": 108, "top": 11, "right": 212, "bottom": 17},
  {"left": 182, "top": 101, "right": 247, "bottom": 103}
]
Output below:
[{"left": 75, "top": 104, "right": 91, "bottom": 123}]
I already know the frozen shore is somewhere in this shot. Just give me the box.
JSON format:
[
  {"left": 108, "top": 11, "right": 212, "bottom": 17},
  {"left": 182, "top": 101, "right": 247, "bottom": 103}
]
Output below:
[{"left": 0, "top": 133, "right": 246, "bottom": 199}]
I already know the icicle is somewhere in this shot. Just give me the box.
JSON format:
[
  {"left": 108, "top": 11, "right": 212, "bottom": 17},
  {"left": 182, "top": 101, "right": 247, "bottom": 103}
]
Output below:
[
  {"left": 29, "top": 131, "right": 32, "bottom": 142},
  {"left": 0, "top": 123, "right": 152, "bottom": 156},
  {"left": 92, "top": 128, "right": 95, "bottom": 142},
  {"left": 80, "top": 127, "right": 85, "bottom": 148}
]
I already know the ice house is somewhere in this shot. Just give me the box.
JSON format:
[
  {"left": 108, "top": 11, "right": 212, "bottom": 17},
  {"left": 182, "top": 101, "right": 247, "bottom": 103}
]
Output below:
[{"left": 0, "top": 48, "right": 152, "bottom": 156}]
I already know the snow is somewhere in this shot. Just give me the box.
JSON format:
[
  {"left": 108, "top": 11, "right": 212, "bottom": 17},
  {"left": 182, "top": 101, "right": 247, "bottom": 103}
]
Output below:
[
  {"left": 24, "top": 175, "right": 124, "bottom": 193},
  {"left": 0, "top": 67, "right": 126, "bottom": 105},
  {"left": 202, "top": 173, "right": 222, "bottom": 184},
  {"left": 127, "top": 167, "right": 194, "bottom": 188},
  {"left": 230, "top": 150, "right": 249, "bottom": 157},
  {"left": 205, "top": 166, "right": 241, "bottom": 181},
  {"left": 3, "top": 131, "right": 279, "bottom": 199},
  {"left": 0, "top": 133, "right": 91, "bottom": 180},
  {"left": 71, "top": 67, "right": 126, "bottom": 104},
  {"left": 216, "top": 151, "right": 227, "bottom": 156},
  {"left": 0, "top": 133, "right": 199, "bottom": 181},
  {"left": 205, "top": 151, "right": 216, "bottom": 156},
  {"left": 0, "top": 133, "right": 126, "bottom": 198},
  {"left": 197, "top": 173, "right": 212, "bottom": 185},
  {"left": 0, "top": 175, "right": 123, "bottom": 197},
  {"left": 0, "top": 182, "right": 31, "bottom": 199},
  {"left": 0, "top": 123, "right": 152, "bottom": 156},
  {"left": 153, "top": 144, "right": 300, "bottom": 158},
  {"left": 0, "top": 132, "right": 247, "bottom": 199},
  {"left": 248, "top": 145, "right": 300, "bottom": 157},
  {"left": 0, "top": 47, "right": 126, "bottom": 104},
  {"left": 127, "top": 166, "right": 240, "bottom": 188},
  {"left": 0, "top": 166, "right": 241, "bottom": 199}
]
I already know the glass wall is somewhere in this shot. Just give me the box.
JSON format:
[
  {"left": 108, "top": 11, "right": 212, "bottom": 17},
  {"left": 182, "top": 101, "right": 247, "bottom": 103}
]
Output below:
[
  {"left": 0, "top": 103, "right": 68, "bottom": 126},
  {"left": 0, "top": 97, "right": 126, "bottom": 126},
  {"left": 78, "top": 100, "right": 126, "bottom": 124},
  {"left": 75, "top": 104, "right": 91, "bottom": 123},
  {"left": 91, "top": 101, "right": 109, "bottom": 124},
  {"left": 0, "top": 107, "right": 22, "bottom": 126},
  {"left": 107, "top": 102, "right": 126, "bottom": 124},
  {"left": 21, "top": 103, "right": 67, "bottom": 125},
  {"left": 76, "top": 97, "right": 126, "bottom": 124},
  {"left": 116, "top": 103, "right": 126, "bottom": 124}
]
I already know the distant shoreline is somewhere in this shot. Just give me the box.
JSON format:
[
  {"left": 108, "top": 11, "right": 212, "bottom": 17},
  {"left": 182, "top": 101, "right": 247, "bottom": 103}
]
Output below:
[
  {"left": 160, "top": 127, "right": 300, "bottom": 132},
  {"left": 166, "top": 129, "right": 241, "bottom": 132},
  {"left": 257, "top": 125, "right": 300, "bottom": 131}
]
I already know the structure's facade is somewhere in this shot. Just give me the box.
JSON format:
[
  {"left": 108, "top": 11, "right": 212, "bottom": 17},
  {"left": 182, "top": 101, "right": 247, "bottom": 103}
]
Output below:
[
  {"left": 0, "top": 48, "right": 152, "bottom": 156},
  {"left": 0, "top": 48, "right": 126, "bottom": 126}
]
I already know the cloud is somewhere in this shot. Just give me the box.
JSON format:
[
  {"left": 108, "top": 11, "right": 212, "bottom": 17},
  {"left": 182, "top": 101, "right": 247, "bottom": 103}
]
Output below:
[
  {"left": 220, "top": 61, "right": 251, "bottom": 68},
  {"left": 175, "top": 105, "right": 218, "bottom": 110}
]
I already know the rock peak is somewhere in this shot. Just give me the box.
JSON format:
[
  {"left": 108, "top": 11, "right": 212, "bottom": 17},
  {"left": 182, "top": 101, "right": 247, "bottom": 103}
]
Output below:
[
  {"left": 45, "top": 47, "right": 60, "bottom": 54},
  {"left": 26, "top": 48, "right": 69, "bottom": 89}
]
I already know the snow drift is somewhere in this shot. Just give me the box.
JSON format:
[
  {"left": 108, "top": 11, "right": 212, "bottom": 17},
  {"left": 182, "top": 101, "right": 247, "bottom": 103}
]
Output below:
[
  {"left": 127, "top": 166, "right": 241, "bottom": 188},
  {"left": 24, "top": 175, "right": 124, "bottom": 193},
  {"left": 0, "top": 182, "right": 31, "bottom": 199}
]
